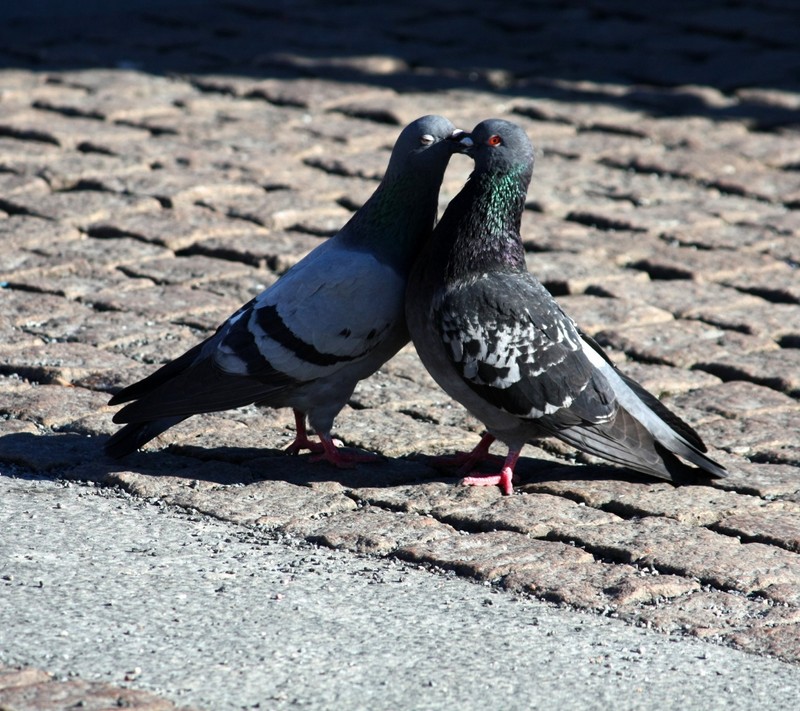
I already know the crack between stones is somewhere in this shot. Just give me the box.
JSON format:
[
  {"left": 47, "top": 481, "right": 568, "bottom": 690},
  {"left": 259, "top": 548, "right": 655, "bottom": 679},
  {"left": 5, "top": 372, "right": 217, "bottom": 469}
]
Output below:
[
  {"left": 707, "top": 520, "right": 800, "bottom": 555},
  {"left": 341, "top": 494, "right": 765, "bottom": 606},
  {"left": 397, "top": 408, "right": 439, "bottom": 425},
  {"left": 540, "top": 529, "right": 773, "bottom": 601},
  {"left": 564, "top": 210, "right": 649, "bottom": 233},
  {"left": 599, "top": 157, "right": 783, "bottom": 206},
  {"left": 727, "top": 284, "right": 800, "bottom": 306},
  {"left": 30, "top": 100, "right": 103, "bottom": 120},
  {"left": 0, "top": 197, "right": 49, "bottom": 218},
  {"left": 691, "top": 362, "right": 800, "bottom": 399},
  {"left": 175, "top": 242, "right": 276, "bottom": 271},
  {"left": 0, "top": 125, "right": 60, "bottom": 146}
]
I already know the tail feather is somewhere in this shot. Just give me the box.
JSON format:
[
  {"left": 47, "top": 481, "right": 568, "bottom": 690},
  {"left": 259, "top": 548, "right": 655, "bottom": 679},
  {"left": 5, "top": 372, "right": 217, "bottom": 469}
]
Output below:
[
  {"left": 105, "top": 358, "right": 293, "bottom": 458},
  {"left": 112, "top": 355, "right": 294, "bottom": 424},
  {"left": 104, "top": 416, "right": 188, "bottom": 459},
  {"left": 578, "top": 329, "right": 707, "bottom": 451},
  {"left": 573, "top": 331, "right": 727, "bottom": 482},
  {"left": 551, "top": 407, "right": 726, "bottom": 483},
  {"left": 109, "top": 341, "right": 207, "bottom": 407},
  {"left": 615, "top": 369, "right": 707, "bottom": 452},
  {"left": 106, "top": 333, "right": 294, "bottom": 457}
]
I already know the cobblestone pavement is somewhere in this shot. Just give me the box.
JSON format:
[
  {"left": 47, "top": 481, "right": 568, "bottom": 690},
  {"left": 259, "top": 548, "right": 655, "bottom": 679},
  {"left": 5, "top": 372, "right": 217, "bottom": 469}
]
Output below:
[{"left": 1, "top": 0, "right": 799, "bottom": 705}]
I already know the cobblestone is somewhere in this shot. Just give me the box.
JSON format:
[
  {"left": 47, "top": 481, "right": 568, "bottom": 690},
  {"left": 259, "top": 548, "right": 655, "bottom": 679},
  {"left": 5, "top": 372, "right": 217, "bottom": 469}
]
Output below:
[
  {"left": 596, "top": 320, "right": 779, "bottom": 370},
  {"left": 1, "top": 4, "right": 799, "bottom": 706},
  {"left": 0, "top": 664, "right": 193, "bottom": 711}
]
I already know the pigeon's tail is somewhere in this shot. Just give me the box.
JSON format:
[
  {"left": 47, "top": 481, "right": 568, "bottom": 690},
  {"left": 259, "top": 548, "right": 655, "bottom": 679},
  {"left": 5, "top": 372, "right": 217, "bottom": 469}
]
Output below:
[
  {"left": 553, "top": 406, "right": 726, "bottom": 483},
  {"left": 108, "top": 341, "right": 206, "bottom": 407},
  {"left": 105, "top": 351, "right": 294, "bottom": 458},
  {"left": 104, "top": 341, "right": 207, "bottom": 458},
  {"left": 104, "top": 416, "right": 188, "bottom": 459},
  {"left": 571, "top": 333, "right": 727, "bottom": 482}
]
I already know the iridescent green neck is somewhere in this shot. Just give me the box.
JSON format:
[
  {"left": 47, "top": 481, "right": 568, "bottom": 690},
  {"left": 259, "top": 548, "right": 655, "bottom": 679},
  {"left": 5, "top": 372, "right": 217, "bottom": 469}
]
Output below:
[
  {"left": 425, "top": 164, "right": 530, "bottom": 283},
  {"left": 341, "top": 172, "right": 440, "bottom": 271},
  {"left": 475, "top": 165, "right": 529, "bottom": 234}
]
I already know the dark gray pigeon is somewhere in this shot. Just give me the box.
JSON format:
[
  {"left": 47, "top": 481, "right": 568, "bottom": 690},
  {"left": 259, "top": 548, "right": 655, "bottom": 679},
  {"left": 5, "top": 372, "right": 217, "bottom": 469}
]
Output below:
[
  {"left": 106, "top": 115, "right": 465, "bottom": 465},
  {"left": 406, "top": 118, "right": 727, "bottom": 494}
]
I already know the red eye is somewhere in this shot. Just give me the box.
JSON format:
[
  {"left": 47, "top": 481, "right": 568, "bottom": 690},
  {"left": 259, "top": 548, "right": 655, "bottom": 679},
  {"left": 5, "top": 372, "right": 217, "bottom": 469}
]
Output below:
[{"left": 488, "top": 135, "right": 502, "bottom": 146}]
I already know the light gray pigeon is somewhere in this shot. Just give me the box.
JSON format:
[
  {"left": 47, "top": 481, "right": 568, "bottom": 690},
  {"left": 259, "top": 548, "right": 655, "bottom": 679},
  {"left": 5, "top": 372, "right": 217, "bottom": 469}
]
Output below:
[
  {"left": 106, "top": 115, "right": 465, "bottom": 465},
  {"left": 406, "top": 118, "right": 727, "bottom": 494}
]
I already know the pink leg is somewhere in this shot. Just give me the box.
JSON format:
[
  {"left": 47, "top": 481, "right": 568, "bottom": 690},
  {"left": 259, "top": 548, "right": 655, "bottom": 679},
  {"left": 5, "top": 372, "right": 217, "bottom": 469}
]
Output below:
[
  {"left": 284, "top": 410, "right": 326, "bottom": 455},
  {"left": 461, "top": 447, "right": 520, "bottom": 496},
  {"left": 285, "top": 410, "right": 381, "bottom": 467},
  {"left": 428, "top": 434, "right": 498, "bottom": 474},
  {"left": 310, "top": 432, "right": 383, "bottom": 469}
]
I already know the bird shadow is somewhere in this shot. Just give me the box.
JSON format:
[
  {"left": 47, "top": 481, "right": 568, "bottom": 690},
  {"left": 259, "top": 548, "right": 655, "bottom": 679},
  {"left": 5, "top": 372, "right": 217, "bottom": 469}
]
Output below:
[
  {"left": 0, "top": 430, "right": 446, "bottom": 490},
  {"left": 0, "top": 430, "right": 661, "bottom": 493}
]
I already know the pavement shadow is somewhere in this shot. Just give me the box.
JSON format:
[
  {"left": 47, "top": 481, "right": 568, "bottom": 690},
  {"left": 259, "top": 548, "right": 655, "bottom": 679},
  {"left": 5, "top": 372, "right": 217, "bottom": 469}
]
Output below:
[
  {"left": 0, "top": 1, "right": 797, "bottom": 128},
  {"left": 0, "top": 430, "right": 658, "bottom": 492},
  {"left": 0, "top": 430, "right": 456, "bottom": 489},
  {"left": 0, "top": 431, "right": 248, "bottom": 486}
]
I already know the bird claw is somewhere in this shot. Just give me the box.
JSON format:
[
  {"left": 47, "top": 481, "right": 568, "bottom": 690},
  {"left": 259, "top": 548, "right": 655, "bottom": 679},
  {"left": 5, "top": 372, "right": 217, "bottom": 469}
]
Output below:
[
  {"left": 285, "top": 413, "right": 380, "bottom": 468},
  {"left": 455, "top": 453, "right": 504, "bottom": 477},
  {"left": 285, "top": 435, "right": 343, "bottom": 456},
  {"left": 285, "top": 438, "right": 323, "bottom": 456},
  {"left": 286, "top": 409, "right": 350, "bottom": 457},
  {"left": 460, "top": 467, "right": 515, "bottom": 496}
]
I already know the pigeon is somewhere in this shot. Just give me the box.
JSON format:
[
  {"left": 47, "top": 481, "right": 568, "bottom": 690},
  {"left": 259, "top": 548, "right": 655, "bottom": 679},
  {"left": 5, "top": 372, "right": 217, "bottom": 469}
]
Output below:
[
  {"left": 406, "top": 118, "right": 727, "bottom": 495},
  {"left": 106, "top": 115, "right": 465, "bottom": 465}
]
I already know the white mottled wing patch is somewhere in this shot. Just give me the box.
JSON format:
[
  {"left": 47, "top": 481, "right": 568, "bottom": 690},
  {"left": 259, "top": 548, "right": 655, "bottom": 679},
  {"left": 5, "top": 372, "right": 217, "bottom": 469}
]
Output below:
[{"left": 434, "top": 274, "right": 595, "bottom": 419}]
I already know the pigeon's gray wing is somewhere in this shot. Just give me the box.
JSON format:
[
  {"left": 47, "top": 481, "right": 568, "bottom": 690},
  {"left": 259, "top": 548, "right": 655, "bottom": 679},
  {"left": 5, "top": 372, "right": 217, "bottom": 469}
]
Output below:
[
  {"left": 434, "top": 272, "right": 616, "bottom": 424},
  {"left": 111, "top": 244, "right": 406, "bottom": 424},
  {"left": 228, "top": 242, "right": 406, "bottom": 382},
  {"left": 433, "top": 273, "right": 726, "bottom": 481}
]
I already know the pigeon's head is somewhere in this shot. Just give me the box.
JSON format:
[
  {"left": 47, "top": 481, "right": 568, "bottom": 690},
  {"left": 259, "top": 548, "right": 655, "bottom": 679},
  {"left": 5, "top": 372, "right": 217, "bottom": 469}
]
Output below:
[
  {"left": 385, "top": 115, "right": 466, "bottom": 179},
  {"left": 462, "top": 118, "right": 535, "bottom": 175}
]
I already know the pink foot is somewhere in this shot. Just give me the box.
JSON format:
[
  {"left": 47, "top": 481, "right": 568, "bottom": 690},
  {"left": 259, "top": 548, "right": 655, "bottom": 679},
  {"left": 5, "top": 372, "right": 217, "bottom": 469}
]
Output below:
[
  {"left": 284, "top": 410, "right": 328, "bottom": 455},
  {"left": 459, "top": 448, "right": 520, "bottom": 496},
  {"left": 461, "top": 468, "right": 515, "bottom": 496},
  {"left": 285, "top": 433, "right": 325, "bottom": 456},
  {"left": 428, "top": 434, "right": 498, "bottom": 474},
  {"left": 285, "top": 433, "right": 346, "bottom": 456},
  {"left": 309, "top": 433, "right": 383, "bottom": 469}
]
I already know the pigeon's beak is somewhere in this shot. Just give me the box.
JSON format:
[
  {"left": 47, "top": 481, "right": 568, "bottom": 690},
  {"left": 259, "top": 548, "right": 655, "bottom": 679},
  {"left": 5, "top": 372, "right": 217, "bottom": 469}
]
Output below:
[{"left": 447, "top": 129, "right": 473, "bottom": 153}]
